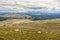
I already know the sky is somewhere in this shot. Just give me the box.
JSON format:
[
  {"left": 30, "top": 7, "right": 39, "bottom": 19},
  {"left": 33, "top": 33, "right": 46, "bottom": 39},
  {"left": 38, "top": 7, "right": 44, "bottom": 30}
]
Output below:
[{"left": 0, "top": 0, "right": 60, "bottom": 12}]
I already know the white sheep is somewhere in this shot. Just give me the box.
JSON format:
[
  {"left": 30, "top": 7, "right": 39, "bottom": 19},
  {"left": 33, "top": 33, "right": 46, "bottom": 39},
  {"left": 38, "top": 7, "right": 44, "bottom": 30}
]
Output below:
[
  {"left": 37, "top": 31, "right": 41, "bottom": 34},
  {"left": 14, "top": 29, "right": 20, "bottom": 32}
]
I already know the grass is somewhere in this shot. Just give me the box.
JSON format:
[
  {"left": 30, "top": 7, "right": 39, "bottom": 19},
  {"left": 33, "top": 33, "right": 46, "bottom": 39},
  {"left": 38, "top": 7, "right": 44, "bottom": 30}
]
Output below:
[
  {"left": 0, "top": 28, "right": 60, "bottom": 40},
  {"left": 0, "top": 19, "right": 60, "bottom": 40}
]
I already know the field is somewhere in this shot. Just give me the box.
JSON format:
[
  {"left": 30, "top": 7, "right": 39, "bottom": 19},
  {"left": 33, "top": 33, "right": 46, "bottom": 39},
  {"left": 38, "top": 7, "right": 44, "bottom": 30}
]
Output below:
[{"left": 0, "top": 19, "right": 60, "bottom": 40}]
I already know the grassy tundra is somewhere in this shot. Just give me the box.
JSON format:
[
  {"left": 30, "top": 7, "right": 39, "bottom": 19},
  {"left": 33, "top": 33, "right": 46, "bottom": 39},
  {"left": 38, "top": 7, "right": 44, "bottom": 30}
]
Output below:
[{"left": 0, "top": 19, "right": 60, "bottom": 40}]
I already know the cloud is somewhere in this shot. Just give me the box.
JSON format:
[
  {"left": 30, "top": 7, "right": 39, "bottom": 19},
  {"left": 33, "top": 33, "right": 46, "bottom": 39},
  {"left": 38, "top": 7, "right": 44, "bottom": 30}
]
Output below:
[{"left": 0, "top": 0, "right": 60, "bottom": 11}]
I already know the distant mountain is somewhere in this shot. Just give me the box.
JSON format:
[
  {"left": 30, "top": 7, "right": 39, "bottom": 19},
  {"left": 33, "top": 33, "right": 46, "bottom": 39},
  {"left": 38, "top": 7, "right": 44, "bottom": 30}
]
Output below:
[
  {"left": 0, "top": 12, "right": 60, "bottom": 21},
  {"left": 0, "top": 13, "right": 32, "bottom": 21}
]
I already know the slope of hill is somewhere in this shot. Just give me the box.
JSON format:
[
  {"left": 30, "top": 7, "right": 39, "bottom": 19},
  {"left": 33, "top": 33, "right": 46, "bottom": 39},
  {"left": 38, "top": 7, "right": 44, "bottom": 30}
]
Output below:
[
  {"left": 0, "top": 19, "right": 60, "bottom": 33},
  {"left": 0, "top": 19, "right": 60, "bottom": 40}
]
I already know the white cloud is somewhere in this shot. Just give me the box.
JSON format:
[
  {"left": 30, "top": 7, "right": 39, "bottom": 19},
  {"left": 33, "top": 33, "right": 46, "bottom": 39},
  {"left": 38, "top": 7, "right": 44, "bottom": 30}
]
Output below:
[{"left": 0, "top": 0, "right": 60, "bottom": 11}]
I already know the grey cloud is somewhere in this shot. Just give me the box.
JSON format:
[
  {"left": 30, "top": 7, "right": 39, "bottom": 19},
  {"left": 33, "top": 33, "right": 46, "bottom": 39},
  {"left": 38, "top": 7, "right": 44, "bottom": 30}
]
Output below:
[{"left": 0, "top": 0, "right": 60, "bottom": 11}]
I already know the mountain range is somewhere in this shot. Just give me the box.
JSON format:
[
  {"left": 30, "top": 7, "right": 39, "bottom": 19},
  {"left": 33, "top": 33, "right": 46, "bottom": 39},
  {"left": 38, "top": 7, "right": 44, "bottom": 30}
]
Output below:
[{"left": 0, "top": 11, "right": 60, "bottom": 21}]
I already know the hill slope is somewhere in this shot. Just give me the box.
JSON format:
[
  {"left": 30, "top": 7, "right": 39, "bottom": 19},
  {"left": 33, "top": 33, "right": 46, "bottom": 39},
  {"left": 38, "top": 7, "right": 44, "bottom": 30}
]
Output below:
[
  {"left": 0, "top": 19, "right": 60, "bottom": 33},
  {"left": 0, "top": 19, "right": 60, "bottom": 40}
]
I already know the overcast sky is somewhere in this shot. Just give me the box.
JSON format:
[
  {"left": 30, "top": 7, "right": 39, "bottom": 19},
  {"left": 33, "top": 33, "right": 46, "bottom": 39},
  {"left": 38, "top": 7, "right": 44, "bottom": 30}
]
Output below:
[{"left": 0, "top": 0, "right": 60, "bottom": 11}]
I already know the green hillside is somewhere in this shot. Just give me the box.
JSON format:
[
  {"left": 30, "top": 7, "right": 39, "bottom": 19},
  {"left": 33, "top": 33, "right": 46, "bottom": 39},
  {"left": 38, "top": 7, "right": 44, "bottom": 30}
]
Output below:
[{"left": 0, "top": 19, "right": 60, "bottom": 40}]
